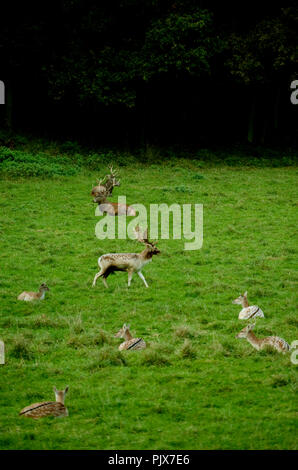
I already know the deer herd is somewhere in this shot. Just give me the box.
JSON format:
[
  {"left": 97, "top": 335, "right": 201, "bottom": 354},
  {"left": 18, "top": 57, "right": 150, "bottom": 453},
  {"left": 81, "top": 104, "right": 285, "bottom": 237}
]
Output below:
[{"left": 15, "top": 165, "right": 292, "bottom": 419}]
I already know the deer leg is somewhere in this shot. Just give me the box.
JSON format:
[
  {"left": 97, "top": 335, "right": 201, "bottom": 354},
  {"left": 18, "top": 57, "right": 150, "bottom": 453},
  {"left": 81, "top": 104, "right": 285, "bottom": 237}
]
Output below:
[
  {"left": 128, "top": 270, "right": 134, "bottom": 287},
  {"left": 92, "top": 271, "right": 102, "bottom": 287},
  {"left": 102, "top": 277, "right": 108, "bottom": 288},
  {"left": 137, "top": 271, "right": 149, "bottom": 288}
]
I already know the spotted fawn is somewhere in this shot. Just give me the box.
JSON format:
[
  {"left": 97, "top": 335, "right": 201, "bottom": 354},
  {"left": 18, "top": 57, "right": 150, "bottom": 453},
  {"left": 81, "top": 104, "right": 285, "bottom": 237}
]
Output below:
[
  {"left": 114, "top": 324, "right": 146, "bottom": 351},
  {"left": 236, "top": 323, "right": 290, "bottom": 353},
  {"left": 18, "top": 283, "right": 50, "bottom": 301},
  {"left": 19, "top": 386, "right": 69, "bottom": 419},
  {"left": 232, "top": 291, "right": 264, "bottom": 319}
]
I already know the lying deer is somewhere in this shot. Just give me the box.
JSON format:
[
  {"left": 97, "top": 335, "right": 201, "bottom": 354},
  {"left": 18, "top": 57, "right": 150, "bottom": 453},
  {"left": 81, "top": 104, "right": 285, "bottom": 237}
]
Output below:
[
  {"left": 236, "top": 323, "right": 290, "bottom": 353},
  {"left": 232, "top": 291, "right": 264, "bottom": 320},
  {"left": 92, "top": 226, "right": 160, "bottom": 288},
  {"left": 91, "top": 165, "right": 136, "bottom": 216},
  {"left": 114, "top": 324, "right": 146, "bottom": 351},
  {"left": 19, "top": 386, "right": 69, "bottom": 419},
  {"left": 17, "top": 283, "right": 49, "bottom": 301}
]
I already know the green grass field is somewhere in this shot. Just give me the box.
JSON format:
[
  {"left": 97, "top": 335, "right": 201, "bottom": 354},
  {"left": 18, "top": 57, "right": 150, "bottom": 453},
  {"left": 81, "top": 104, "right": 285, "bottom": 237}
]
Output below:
[{"left": 0, "top": 155, "right": 297, "bottom": 449}]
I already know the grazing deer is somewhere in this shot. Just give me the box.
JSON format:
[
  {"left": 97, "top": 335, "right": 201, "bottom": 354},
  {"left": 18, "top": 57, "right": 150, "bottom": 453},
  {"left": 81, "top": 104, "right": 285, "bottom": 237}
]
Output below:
[
  {"left": 232, "top": 291, "right": 264, "bottom": 320},
  {"left": 17, "top": 283, "right": 49, "bottom": 301},
  {"left": 92, "top": 226, "right": 160, "bottom": 288},
  {"left": 114, "top": 324, "right": 146, "bottom": 351},
  {"left": 91, "top": 165, "right": 136, "bottom": 216},
  {"left": 236, "top": 323, "right": 290, "bottom": 353},
  {"left": 19, "top": 386, "right": 69, "bottom": 419}
]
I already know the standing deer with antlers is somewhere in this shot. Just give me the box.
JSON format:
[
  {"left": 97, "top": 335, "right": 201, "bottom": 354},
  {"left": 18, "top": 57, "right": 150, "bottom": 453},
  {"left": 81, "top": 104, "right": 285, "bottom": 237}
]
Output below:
[
  {"left": 91, "top": 165, "right": 136, "bottom": 216},
  {"left": 92, "top": 226, "right": 160, "bottom": 288}
]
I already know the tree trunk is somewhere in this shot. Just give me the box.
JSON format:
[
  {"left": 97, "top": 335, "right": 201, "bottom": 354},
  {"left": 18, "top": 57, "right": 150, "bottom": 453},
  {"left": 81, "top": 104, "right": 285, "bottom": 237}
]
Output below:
[
  {"left": 274, "top": 86, "right": 280, "bottom": 130},
  {"left": 136, "top": 81, "right": 147, "bottom": 148},
  {"left": 261, "top": 118, "right": 268, "bottom": 145},
  {"left": 5, "top": 80, "right": 13, "bottom": 130},
  {"left": 248, "top": 93, "right": 256, "bottom": 143}
]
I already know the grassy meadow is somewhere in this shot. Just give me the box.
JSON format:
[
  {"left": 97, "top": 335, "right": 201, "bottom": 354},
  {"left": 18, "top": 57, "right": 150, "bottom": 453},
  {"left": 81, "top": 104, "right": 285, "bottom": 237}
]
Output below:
[{"left": 0, "top": 145, "right": 297, "bottom": 449}]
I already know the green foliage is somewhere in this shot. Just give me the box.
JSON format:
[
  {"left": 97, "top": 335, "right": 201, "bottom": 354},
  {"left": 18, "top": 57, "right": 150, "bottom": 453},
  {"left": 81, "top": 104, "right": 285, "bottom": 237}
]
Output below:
[
  {"left": 1, "top": 138, "right": 297, "bottom": 179},
  {"left": 59, "top": 141, "right": 82, "bottom": 154},
  {"left": 82, "top": 151, "right": 137, "bottom": 170},
  {"left": 142, "top": 8, "right": 223, "bottom": 79},
  {"left": 46, "top": 4, "right": 224, "bottom": 107},
  {"left": 43, "top": 3, "right": 297, "bottom": 110},
  {"left": 0, "top": 147, "right": 80, "bottom": 177},
  {"left": 225, "top": 7, "right": 298, "bottom": 84},
  {"left": 1, "top": 3, "right": 297, "bottom": 146}
]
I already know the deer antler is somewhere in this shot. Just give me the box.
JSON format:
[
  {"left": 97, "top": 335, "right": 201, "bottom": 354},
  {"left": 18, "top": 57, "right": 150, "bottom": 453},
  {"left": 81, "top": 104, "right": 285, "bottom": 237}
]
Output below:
[
  {"left": 104, "top": 164, "right": 120, "bottom": 197},
  {"left": 108, "top": 164, "right": 118, "bottom": 177},
  {"left": 96, "top": 177, "right": 105, "bottom": 186},
  {"left": 92, "top": 164, "right": 121, "bottom": 201},
  {"left": 96, "top": 165, "right": 119, "bottom": 186}
]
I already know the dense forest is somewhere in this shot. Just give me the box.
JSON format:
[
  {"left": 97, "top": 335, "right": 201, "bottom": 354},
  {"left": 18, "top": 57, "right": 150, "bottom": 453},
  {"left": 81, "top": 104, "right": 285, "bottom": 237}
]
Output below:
[{"left": 0, "top": 0, "right": 297, "bottom": 147}]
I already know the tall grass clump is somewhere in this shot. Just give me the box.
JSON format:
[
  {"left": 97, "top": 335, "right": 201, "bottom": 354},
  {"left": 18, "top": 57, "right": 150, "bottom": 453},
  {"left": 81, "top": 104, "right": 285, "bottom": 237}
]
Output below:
[
  {"left": 10, "top": 335, "right": 33, "bottom": 360},
  {"left": 86, "top": 346, "right": 127, "bottom": 369}
]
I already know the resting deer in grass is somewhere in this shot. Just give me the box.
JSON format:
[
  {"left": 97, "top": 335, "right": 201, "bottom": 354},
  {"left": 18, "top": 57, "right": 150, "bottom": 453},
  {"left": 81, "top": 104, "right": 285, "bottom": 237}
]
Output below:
[
  {"left": 91, "top": 165, "right": 136, "bottom": 216},
  {"left": 17, "top": 283, "right": 49, "bottom": 302},
  {"left": 236, "top": 323, "right": 290, "bottom": 353},
  {"left": 92, "top": 226, "right": 160, "bottom": 288},
  {"left": 19, "top": 386, "right": 69, "bottom": 419},
  {"left": 232, "top": 291, "right": 264, "bottom": 320},
  {"left": 114, "top": 324, "right": 146, "bottom": 351}
]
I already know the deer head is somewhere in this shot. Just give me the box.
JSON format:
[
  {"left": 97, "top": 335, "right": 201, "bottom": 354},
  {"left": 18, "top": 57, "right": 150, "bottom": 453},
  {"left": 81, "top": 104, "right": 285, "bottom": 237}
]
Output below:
[
  {"left": 39, "top": 283, "right": 50, "bottom": 293},
  {"left": 232, "top": 291, "right": 248, "bottom": 305},
  {"left": 53, "top": 386, "right": 69, "bottom": 404},
  {"left": 91, "top": 165, "right": 120, "bottom": 203},
  {"left": 133, "top": 225, "right": 160, "bottom": 255},
  {"left": 114, "top": 323, "right": 130, "bottom": 338},
  {"left": 235, "top": 322, "right": 256, "bottom": 339}
]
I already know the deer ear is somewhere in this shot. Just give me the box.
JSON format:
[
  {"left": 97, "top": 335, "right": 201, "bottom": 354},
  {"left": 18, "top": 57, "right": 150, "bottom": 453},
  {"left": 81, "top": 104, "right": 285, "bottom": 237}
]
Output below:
[
  {"left": 244, "top": 291, "right": 247, "bottom": 297},
  {"left": 53, "top": 386, "right": 57, "bottom": 393},
  {"left": 64, "top": 386, "right": 69, "bottom": 394},
  {"left": 123, "top": 323, "right": 126, "bottom": 328}
]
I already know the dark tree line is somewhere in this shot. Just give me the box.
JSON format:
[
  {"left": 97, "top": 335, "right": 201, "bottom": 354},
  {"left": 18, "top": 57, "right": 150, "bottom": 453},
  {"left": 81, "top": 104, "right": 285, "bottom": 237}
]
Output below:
[{"left": 0, "top": 0, "right": 297, "bottom": 147}]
